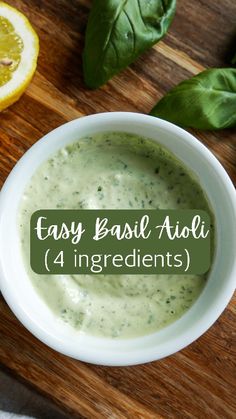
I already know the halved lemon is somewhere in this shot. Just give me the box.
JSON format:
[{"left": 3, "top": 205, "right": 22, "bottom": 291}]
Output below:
[{"left": 0, "top": 1, "right": 39, "bottom": 111}]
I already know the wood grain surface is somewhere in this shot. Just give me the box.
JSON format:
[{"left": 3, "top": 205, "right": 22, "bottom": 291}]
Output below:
[{"left": 0, "top": 1, "right": 235, "bottom": 418}]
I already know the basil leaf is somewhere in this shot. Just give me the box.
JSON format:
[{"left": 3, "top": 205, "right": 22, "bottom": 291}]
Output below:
[
  {"left": 150, "top": 68, "right": 236, "bottom": 130},
  {"left": 83, "top": 0, "right": 176, "bottom": 89}
]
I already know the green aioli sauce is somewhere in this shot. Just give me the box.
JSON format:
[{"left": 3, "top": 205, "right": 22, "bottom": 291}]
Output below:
[{"left": 19, "top": 132, "right": 213, "bottom": 339}]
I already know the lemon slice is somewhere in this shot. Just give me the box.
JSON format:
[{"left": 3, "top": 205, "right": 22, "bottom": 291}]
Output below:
[{"left": 0, "top": 2, "right": 39, "bottom": 111}]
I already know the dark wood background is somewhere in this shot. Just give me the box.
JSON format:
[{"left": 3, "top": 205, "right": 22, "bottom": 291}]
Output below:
[{"left": 0, "top": 1, "right": 235, "bottom": 417}]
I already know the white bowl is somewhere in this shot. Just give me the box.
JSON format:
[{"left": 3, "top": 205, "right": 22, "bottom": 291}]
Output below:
[{"left": 0, "top": 112, "right": 235, "bottom": 366}]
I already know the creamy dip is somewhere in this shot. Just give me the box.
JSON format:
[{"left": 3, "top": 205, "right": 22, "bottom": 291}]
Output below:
[{"left": 19, "top": 132, "right": 213, "bottom": 339}]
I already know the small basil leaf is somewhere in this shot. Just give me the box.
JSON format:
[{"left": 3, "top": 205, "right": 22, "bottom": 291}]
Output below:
[
  {"left": 83, "top": 0, "right": 176, "bottom": 89},
  {"left": 232, "top": 53, "right": 236, "bottom": 65},
  {"left": 150, "top": 68, "right": 236, "bottom": 130}
]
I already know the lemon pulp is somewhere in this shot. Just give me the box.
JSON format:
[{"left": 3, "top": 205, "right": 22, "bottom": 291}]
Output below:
[
  {"left": 0, "top": 16, "right": 23, "bottom": 87},
  {"left": 0, "top": 2, "right": 39, "bottom": 111}
]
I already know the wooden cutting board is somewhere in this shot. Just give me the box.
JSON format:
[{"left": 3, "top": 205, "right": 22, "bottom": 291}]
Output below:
[{"left": 0, "top": 1, "right": 235, "bottom": 417}]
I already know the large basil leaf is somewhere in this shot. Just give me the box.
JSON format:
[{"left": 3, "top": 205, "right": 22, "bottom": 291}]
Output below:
[
  {"left": 83, "top": 0, "right": 176, "bottom": 89},
  {"left": 150, "top": 68, "right": 236, "bottom": 130}
]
